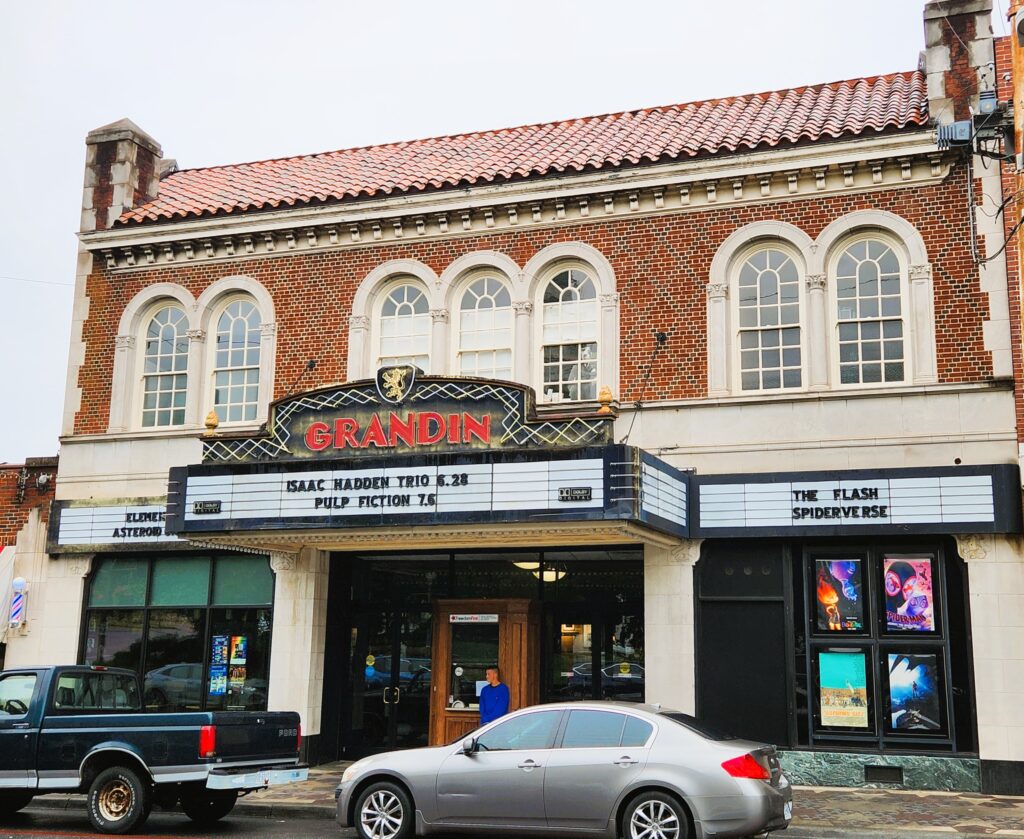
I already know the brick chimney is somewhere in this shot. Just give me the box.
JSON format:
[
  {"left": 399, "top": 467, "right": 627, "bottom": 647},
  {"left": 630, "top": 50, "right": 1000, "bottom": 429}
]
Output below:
[
  {"left": 923, "top": 0, "right": 996, "bottom": 124},
  {"left": 81, "top": 118, "right": 162, "bottom": 233}
]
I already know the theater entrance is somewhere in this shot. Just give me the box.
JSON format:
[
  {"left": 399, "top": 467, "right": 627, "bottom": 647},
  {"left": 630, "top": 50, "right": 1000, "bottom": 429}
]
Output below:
[{"left": 320, "top": 549, "right": 644, "bottom": 760}]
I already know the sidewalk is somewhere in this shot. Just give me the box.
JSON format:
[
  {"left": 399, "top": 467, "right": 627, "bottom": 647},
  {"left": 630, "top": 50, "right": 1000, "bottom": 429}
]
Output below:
[{"left": 30, "top": 761, "right": 1024, "bottom": 837}]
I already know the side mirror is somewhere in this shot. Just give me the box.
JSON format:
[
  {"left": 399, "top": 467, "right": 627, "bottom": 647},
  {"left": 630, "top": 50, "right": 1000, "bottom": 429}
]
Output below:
[{"left": 461, "top": 737, "right": 477, "bottom": 755}]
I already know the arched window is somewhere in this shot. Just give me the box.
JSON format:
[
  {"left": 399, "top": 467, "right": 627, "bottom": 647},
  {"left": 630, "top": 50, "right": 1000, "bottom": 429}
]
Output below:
[
  {"left": 834, "top": 238, "right": 904, "bottom": 385},
  {"left": 541, "top": 268, "right": 598, "bottom": 402},
  {"left": 213, "top": 299, "right": 262, "bottom": 423},
  {"left": 378, "top": 283, "right": 431, "bottom": 370},
  {"left": 737, "top": 247, "right": 802, "bottom": 391},
  {"left": 141, "top": 305, "right": 189, "bottom": 427},
  {"left": 458, "top": 277, "right": 513, "bottom": 379}
]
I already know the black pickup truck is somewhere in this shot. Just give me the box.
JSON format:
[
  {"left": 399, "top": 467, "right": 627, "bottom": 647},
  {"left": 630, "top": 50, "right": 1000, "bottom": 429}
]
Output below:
[{"left": 0, "top": 665, "right": 307, "bottom": 834}]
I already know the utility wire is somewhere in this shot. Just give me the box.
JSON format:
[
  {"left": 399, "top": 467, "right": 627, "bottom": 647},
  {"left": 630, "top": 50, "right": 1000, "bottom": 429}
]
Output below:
[
  {"left": 0, "top": 275, "right": 74, "bottom": 288},
  {"left": 618, "top": 332, "right": 666, "bottom": 445}
]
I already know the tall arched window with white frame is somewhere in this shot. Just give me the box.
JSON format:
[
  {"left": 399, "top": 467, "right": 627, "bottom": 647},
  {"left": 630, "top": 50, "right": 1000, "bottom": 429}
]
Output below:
[
  {"left": 834, "top": 238, "right": 905, "bottom": 385},
  {"left": 458, "top": 277, "right": 513, "bottom": 379},
  {"left": 378, "top": 283, "right": 431, "bottom": 370},
  {"left": 141, "top": 305, "right": 189, "bottom": 427},
  {"left": 213, "top": 298, "right": 262, "bottom": 423},
  {"left": 541, "top": 268, "right": 599, "bottom": 402},
  {"left": 736, "top": 247, "right": 802, "bottom": 391}
]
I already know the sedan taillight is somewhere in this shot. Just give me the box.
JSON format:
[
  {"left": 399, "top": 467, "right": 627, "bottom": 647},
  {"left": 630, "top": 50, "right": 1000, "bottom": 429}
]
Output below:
[
  {"left": 721, "top": 753, "right": 771, "bottom": 780},
  {"left": 199, "top": 725, "right": 217, "bottom": 759}
]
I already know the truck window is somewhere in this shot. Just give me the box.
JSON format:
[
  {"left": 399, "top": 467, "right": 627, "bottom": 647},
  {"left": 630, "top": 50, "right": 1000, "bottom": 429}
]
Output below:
[
  {"left": 53, "top": 673, "right": 142, "bottom": 713},
  {"left": 0, "top": 673, "right": 36, "bottom": 716}
]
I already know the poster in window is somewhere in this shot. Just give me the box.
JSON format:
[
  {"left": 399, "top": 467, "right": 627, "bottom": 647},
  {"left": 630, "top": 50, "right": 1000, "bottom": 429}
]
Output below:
[
  {"left": 208, "top": 666, "right": 227, "bottom": 696},
  {"left": 883, "top": 556, "right": 935, "bottom": 632},
  {"left": 229, "top": 635, "right": 248, "bottom": 665},
  {"left": 211, "top": 635, "right": 229, "bottom": 667},
  {"left": 818, "top": 651, "right": 869, "bottom": 728},
  {"left": 887, "top": 653, "right": 941, "bottom": 731},
  {"left": 816, "top": 559, "right": 863, "bottom": 632}
]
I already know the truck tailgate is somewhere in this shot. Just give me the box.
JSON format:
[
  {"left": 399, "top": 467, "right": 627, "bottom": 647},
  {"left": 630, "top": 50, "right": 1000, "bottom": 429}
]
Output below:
[{"left": 210, "top": 711, "right": 301, "bottom": 762}]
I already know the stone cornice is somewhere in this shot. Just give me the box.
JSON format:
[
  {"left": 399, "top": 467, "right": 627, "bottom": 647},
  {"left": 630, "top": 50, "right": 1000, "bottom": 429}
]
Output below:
[{"left": 80, "top": 133, "right": 952, "bottom": 273}]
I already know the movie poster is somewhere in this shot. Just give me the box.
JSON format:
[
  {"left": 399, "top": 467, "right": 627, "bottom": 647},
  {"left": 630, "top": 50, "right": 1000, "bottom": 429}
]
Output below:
[
  {"left": 208, "top": 666, "right": 227, "bottom": 696},
  {"left": 818, "top": 651, "right": 869, "bottom": 728},
  {"left": 887, "top": 653, "right": 941, "bottom": 731},
  {"left": 816, "top": 559, "right": 864, "bottom": 632},
  {"left": 229, "top": 635, "right": 248, "bottom": 665},
  {"left": 211, "top": 635, "right": 229, "bottom": 666},
  {"left": 883, "top": 556, "right": 935, "bottom": 632}
]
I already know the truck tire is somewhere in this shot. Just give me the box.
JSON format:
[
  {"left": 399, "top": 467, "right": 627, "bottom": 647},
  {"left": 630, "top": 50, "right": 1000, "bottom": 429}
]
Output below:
[
  {"left": 0, "top": 791, "right": 33, "bottom": 818},
  {"left": 87, "top": 766, "right": 151, "bottom": 835},
  {"left": 181, "top": 789, "right": 238, "bottom": 824}
]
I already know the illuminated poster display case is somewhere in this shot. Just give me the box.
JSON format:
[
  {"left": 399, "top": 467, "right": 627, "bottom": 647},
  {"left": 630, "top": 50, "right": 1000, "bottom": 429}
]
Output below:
[{"left": 803, "top": 545, "right": 956, "bottom": 750}]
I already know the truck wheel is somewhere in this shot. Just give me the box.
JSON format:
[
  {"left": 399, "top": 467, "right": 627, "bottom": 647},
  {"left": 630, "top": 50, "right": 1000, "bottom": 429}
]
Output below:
[
  {"left": 87, "top": 766, "right": 151, "bottom": 835},
  {"left": 0, "top": 791, "right": 33, "bottom": 818},
  {"left": 355, "top": 781, "right": 413, "bottom": 839},
  {"left": 181, "top": 790, "right": 238, "bottom": 824}
]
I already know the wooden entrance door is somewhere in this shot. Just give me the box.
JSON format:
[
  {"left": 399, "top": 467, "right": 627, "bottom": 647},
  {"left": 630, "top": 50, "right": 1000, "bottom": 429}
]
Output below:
[{"left": 429, "top": 599, "right": 539, "bottom": 746}]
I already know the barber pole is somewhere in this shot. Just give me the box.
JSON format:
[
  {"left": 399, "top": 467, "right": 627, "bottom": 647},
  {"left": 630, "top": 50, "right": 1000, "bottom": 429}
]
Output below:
[{"left": 9, "top": 578, "right": 26, "bottom": 628}]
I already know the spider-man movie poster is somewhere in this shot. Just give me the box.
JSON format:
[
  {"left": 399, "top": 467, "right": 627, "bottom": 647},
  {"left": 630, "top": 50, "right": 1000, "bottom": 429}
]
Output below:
[
  {"left": 883, "top": 556, "right": 935, "bottom": 632},
  {"left": 816, "top": 559, "right": 863, "bottom": 632}
]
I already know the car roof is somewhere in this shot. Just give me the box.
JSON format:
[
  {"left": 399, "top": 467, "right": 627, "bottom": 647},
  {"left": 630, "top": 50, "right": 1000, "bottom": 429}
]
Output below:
[{"left": 521, "top": 701, "right": 678, "bottom": 716}]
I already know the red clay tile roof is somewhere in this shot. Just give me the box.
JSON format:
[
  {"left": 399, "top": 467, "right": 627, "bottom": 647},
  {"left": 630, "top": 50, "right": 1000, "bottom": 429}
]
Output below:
[{"left": 118, "top": 70, "right": 928, "bottom": 226}]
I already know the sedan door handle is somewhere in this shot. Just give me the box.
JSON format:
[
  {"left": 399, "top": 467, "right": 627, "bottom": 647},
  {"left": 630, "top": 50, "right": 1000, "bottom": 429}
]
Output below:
[
  {"left": 614, "top": 756, "right": 639, "bottom": 766},
  {"left": 517, "top": 759, "right": 542, "bottom": 770}
]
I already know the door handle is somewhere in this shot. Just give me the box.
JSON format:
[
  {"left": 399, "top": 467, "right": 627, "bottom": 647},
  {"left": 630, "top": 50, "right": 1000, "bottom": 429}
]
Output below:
[
  {"left": 517, "top": 759, "right": 542, "bottom": 770},
  {"left": 614, "top": 756, "right": 638, "bottom": 766},
  {"left": 393, "top": 687, "right": 401, "bottom": 705},
  {"left": 12, "top": 722, "right": 30, "bottom": 729},
  {"left": 383, "top": 687, "right": 392, "bottom": 704}
]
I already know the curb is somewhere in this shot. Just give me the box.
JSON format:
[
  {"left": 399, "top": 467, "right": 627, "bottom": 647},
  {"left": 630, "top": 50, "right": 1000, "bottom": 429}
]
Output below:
[
  {"left": 26, "top": 795, "right": 336, "bottom": 822},
  {"left": 784, "top": 829, "right": 1016, "bottom": 839}
]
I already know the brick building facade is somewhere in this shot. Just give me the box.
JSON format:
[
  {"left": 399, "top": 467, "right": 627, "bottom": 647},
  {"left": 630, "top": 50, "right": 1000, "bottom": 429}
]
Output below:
[{"left": 5, "top": 0, "right": 1024, "bottom": 794}]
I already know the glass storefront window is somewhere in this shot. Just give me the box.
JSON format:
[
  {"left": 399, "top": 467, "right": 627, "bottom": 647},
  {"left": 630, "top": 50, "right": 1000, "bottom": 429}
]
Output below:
[
  {"left": 88, "top": 559, "right": 148, "bottom": 607},
  {"left": 81, "top": 555, "right": 274, "bottom": 713},
  {"left": 142, "top": 609, "right": 206, "bottom": 711},
  {"left": 449, "top": 623, "right": 498, "bottom": 710},
  {"left": 84, "top": 610, "right": 145, "bottom": 670},
  {"left": 150, "top": 557, "right": 210, "bottom": 606},
  {"left": 213, "top": 555, "right": 273, "bottom": 605},
  {"left": 205, "top": 608, "right": 273, "bottom": 711}
]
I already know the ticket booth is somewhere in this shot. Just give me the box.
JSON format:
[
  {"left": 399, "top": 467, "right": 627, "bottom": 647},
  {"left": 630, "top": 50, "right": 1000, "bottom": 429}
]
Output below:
[{"left": 429, "top": 599, "right": 540, "bottom": 745}]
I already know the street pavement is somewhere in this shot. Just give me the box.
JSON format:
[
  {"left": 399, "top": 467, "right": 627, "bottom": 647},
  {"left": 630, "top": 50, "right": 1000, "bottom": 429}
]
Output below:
[
  {"left": 0, "top": 809, "right": 345, "bottom": 838},
  {"left": 13, "top": 760, "right": 1024, "bottom": 838}
]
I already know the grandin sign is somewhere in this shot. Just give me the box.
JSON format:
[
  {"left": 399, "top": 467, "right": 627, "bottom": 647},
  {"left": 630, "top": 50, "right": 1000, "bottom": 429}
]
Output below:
[{"left": 202, "top": 367, "right": 612, "bottom": 463}]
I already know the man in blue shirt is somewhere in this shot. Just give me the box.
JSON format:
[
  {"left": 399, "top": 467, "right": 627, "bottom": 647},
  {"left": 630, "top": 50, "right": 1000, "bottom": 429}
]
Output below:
[{"left": 478, "top": 665, "right": 510, "bottom": 724}]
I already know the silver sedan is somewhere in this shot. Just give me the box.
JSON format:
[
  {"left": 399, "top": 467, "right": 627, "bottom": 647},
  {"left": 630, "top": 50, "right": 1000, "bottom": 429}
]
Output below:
[{"left": 335, "top": 702, "right": 792, "bottom": 839}]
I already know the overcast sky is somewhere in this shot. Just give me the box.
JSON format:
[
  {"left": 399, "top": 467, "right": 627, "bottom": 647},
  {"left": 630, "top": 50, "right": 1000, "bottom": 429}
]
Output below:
[{"left": 0, "top": 1, "right": 1009, "bottom": 464}]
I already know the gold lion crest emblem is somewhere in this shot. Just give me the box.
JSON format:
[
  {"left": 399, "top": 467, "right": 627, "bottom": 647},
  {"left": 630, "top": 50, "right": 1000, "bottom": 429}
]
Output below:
[{"left": 375, "top": 365, "right": 416, "bottom": 404}]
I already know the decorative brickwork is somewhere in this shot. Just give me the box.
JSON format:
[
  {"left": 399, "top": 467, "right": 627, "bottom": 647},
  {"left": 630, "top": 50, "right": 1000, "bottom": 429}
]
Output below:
[{"left": 73, "top": 166, "right": 992, "bottom": 435}]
